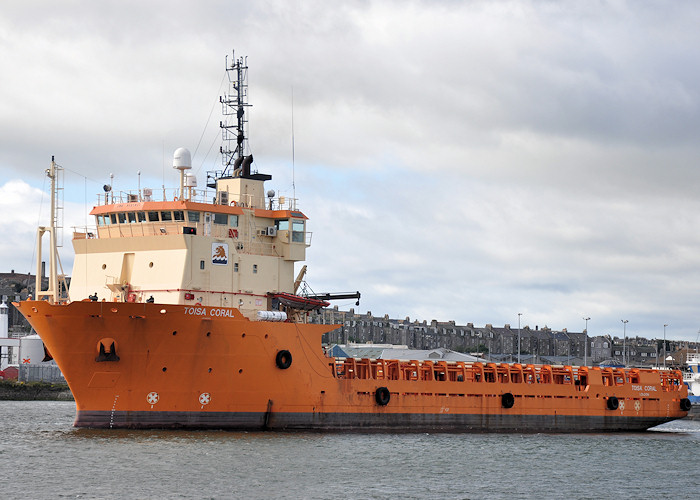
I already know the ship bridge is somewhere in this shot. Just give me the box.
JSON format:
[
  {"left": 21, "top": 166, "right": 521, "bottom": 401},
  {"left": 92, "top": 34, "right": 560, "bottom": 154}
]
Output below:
[{"left": 69, "top": 168, "right": 311, "bottom": 319}]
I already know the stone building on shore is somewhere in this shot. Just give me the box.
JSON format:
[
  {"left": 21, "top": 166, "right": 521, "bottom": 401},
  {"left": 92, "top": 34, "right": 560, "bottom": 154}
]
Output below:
[{"left": 309, "top": 306, "right": 696, "bottom": 367}]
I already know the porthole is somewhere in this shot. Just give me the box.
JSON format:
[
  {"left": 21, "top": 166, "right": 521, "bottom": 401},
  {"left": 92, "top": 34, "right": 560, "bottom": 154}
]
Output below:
[
  {"left": 149, "top": 262, "right": 154, "bottom": 268},
  {"left": 102, "top": 264, "right": 107, "bottom": 270}
]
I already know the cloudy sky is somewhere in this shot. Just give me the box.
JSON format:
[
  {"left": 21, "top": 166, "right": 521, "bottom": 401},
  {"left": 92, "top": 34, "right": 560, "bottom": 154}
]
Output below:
[{"left": 2, "top": 1, "right": 700, "bottom": 343}]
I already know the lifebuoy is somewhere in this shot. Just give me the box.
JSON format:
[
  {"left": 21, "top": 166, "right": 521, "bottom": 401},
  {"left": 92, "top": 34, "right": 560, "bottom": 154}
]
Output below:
[
  {"left": 680, "top": 398, "right": 692, "bottom": 412},
  {"left": 375, "top": 387, "right": 390, "bottom": 406},
  {"left": 173, "top": 196, "right": 178, "bottom": 201},
  {"left": 275, "top": 350, "right": 292, "bottom": 369},
  {"left": 230, "top": 201, "right": 238, "bottom": 206},
  {"left": 606, "top": 396, "right": 619, "bottom": 410},
  {"left": 501, "top": 392, "right": 515, "bottom": 409},
  {"left": 126, "top": 293, "right": 136, "bottom": 303}
]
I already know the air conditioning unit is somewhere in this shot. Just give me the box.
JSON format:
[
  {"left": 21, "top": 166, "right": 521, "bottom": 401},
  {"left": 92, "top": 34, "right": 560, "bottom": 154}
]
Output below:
[
  {"left": 143, "top": 188, "right": 153, "bottom": 201},
  {"left": 128, "top": 194, "right": 138, "bottom": 202},
  {"left": 218, "top": 191, "right": 229, "bottom": 205},
  {"left": 266, "top": 227, "right": 277, "bottom": 237}
]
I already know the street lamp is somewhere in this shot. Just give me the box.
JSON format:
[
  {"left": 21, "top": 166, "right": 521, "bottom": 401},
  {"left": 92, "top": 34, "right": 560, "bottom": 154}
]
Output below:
[
  {"left": 583, "top": 317, "right": 590, "bottom": 367},
  {"left": 518, "top": 313, "right": 522, "bottom": 364},
  {"left": 663, "top": 324, "right": 668, "bottom": 369},
  {"left": 621, "top": 320, "right": 628, "bottom": 366}
]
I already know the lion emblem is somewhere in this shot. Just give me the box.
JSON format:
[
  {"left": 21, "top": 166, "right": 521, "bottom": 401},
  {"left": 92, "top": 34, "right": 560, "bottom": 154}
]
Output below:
[{"left": 211, "top": 242, "right": 229, "bottom": 265}]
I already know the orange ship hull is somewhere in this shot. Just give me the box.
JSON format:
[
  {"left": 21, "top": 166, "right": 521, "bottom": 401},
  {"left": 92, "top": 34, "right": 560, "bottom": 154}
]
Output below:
[{"left": 16, "top": 300, "right": 690, "bottom": 432}]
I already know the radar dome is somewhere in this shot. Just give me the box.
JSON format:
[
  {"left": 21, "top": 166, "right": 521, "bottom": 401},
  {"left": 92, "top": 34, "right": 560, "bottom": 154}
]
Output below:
[{"left": 173, "top": 147, "right": 192, "bottom": 170}]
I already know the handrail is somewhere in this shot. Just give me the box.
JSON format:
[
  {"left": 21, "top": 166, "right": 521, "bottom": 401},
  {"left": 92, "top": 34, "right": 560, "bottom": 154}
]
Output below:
[{"left": 330, "top": 358, "right": 685, "bottom": 389}]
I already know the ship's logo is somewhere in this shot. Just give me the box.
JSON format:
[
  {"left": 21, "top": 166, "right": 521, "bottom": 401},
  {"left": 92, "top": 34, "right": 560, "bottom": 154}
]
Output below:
[
  {"left": 146, "top": 392, "right": 160, "bottom": 405},
  {"left": 212, "top": 243, "right": 229, "bottom": 265},
  {"left": 634, "top": 400, "right": 642, "bottom": 412},
  {"left": 199, "top": 392, "right": 211, "bottom": 406},
  {"left": 618, "top": 400, "right": 625, "bottom": 411}
]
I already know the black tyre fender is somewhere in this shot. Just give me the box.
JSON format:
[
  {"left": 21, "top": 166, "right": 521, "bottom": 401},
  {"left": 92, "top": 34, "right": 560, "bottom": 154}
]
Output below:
[
  {"left": 375, "top": 386, "right": 390, "bottom": 406},
  {"left": 275, "top": 350, "right": 292, "bottom": 369},
  {"left": 501, "top": 392, "right": 515, "bottom": 409},
  {"left": 607, "top": 396, "right": 619, "bottom": 410},
  {"left": 680, "top": 398, "right": 692, "bottom": 412}
]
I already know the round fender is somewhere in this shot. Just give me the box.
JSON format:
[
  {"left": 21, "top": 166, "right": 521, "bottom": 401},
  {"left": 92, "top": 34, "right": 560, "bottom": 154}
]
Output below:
[
  {"left": 501, "top": 392, "right": 515, "bottom": 409},
  {"left": 375, "top": 387, "right": 390, "bottom": 406},
  {"left": 275, "top": 350, "right": 292, "bottom": 369},
  {"left": 680, "top": 398, "right": 692, "bottom": 412},
  {"left": 606, "top": 396, "right": 619, "bottom": 410}
]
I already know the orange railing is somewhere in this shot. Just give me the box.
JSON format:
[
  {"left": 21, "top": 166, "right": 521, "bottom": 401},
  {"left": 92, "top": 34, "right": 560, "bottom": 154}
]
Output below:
[{"left": 330, "top": 358, "right": 685, "bottom": 390}]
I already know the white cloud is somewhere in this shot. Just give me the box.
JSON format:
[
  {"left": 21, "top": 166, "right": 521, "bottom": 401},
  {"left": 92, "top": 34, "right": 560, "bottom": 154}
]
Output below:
[{"left": 1, "top": 1, "right": 700, "bottom": 341}]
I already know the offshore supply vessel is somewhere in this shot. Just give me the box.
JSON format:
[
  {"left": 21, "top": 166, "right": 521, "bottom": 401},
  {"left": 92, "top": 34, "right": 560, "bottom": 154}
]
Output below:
[{"left": 16, "top": 54, "right": 691, "bottom": 432}]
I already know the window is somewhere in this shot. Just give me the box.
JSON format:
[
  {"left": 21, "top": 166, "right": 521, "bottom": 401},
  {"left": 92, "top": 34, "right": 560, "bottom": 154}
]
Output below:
[
  {"left": 253, "top": 264, "right": 258, "bottom": 274},
  {"left": 173, "top": 210, "right": 184, "bottom": 221},
  {"left": 127, "top": 212, "right": 136, "bottom": 223},
  {"left": 200, "top": 260, "right": 205, "bottom": 270},
  {"left": 118, "top": 213, "right": 126, "bottom": 223},
  {"left": 137, "top": 212, "right": 146, "bottom": 222},
  {"left": 229, "top": 215, "right": 238, "bottom": 227},
  {"left": 160, "top": 211, "right": 172, "bottom": 221},
  {"left": 276, "top": 219, "right": 289, "bottom": 231},
  {"left": 148, "top": 211, "right": 159, "bottom": 222},
  {"left": 292, "top": 220, "right": 305, "bottom": 242},
  {"left": 234, "top": 263, "right": 239, "bottom": 272},
  {"left": 213, "top": 213, "right": 227, "bottom": 225},
  {"left": 110, "top": 214, "right": 117, "bottom": 224},
  {"left": 188, "top": 211, "right": 200, "bottom": 223},
  {"left": 97, "top": 216, "right": 105, "bottom": 226}
]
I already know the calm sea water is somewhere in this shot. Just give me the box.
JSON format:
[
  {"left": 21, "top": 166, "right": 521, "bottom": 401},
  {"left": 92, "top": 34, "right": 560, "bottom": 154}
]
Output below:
[{"left": 0, "top": 401, "right": 697, "bottom": 499}]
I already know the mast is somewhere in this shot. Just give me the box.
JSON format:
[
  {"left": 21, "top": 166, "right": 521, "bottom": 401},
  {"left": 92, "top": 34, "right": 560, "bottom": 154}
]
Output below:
[
  {"left": 219, "top": 51, "right": 251, "bottom": 177},
  {"left": 35, "top": 156, "right": 68, "bottom": 304}
]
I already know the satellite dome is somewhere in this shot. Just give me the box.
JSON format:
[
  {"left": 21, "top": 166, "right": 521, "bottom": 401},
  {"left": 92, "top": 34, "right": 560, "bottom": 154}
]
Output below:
[{"left": 173, "top": 147, "right": 192, "bottom": 170}]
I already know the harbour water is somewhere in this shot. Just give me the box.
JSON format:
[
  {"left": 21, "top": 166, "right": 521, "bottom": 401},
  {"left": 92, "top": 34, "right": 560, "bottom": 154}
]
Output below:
[{"left": 1, "top": 401, "right": 698, "bottom": 499}]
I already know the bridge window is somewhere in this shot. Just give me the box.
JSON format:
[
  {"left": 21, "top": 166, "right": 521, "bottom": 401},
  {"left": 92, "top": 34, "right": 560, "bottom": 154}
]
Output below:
[
  {"left": 137, "top": 212, "right": 146, "bottom": 222},
  {"left": 173, "top": 210, "right": 185, "bottom": 221},
  {"left": 276, "top": 220, "right": 289, "bottom": 231},
  {"left": 110, "top": 214, "right": 117, "bottom": 224},
  {"left": 127, "top": 212, "right": 137, "bottom": 223},
  {"left": 118, "top": 213, "right": 126, "bottom": 223},
  {"left": 188, "top": 211, "right": 200, "bottom": 223},
  {"left": 148, "top": 211, "right": 159, "bottom": 222},
  {"left": 292, "top": 220, "right": 305, "bottom": 242},
  {"left": 230, "top": 215, "right": 239, "bottom": 227},
  {"left": 161, "top": 211, "right": 172, "bottom": 221},
  {"left": 213, "top": 213, "right": 228, "bottom": 225}
]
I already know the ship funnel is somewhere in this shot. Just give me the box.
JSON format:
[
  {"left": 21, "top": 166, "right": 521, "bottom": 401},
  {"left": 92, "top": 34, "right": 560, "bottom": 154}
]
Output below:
[{"left": 242, "top": 155, "right": 254, "bottom": 177}]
